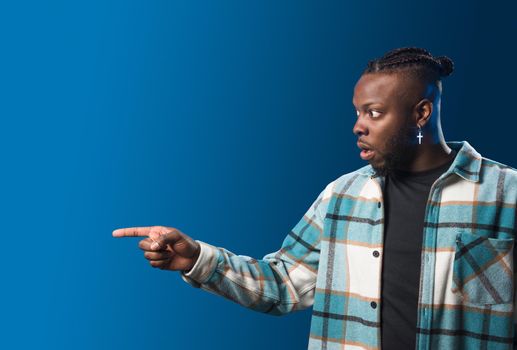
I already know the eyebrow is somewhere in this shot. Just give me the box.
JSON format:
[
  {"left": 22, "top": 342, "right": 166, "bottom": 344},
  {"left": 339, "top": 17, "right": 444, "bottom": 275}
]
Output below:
[{"left": 352, "top": 101, "right": 382, "bottom": 109}]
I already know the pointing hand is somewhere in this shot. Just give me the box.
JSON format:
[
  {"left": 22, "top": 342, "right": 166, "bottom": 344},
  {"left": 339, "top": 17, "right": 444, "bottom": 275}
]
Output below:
[{"left": 112, "top": 226, "right": 201, "bottom": 272}]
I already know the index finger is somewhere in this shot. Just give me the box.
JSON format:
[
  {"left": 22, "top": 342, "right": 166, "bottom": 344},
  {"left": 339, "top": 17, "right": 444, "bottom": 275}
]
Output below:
[{"left": 112, "top": 227, "right": 153, "bottom": 238}]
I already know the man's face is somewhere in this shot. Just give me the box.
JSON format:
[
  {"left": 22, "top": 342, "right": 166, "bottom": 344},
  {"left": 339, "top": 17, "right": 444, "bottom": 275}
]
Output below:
[{"left": 352, "top": 72, "right": 420, "bottom": 176}]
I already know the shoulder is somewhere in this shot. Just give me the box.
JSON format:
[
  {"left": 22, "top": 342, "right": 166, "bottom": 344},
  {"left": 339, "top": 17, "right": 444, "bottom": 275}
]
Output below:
[
  {"left": 479, "top": 157, "right": 517, "bottom": 201},
  {"left": 481, "top": 156, "right": 517, "bottom": 179}
]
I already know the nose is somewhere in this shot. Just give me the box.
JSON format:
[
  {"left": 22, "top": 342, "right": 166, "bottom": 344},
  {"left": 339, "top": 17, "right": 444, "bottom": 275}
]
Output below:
[{"left": 353, "top": 115, "right": 368, "bottom": 137}]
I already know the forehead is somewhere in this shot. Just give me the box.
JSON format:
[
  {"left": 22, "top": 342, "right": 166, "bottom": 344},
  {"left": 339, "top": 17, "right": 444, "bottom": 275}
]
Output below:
[{"left": 352, "top": 73, "right": 407, "bottom": 106}]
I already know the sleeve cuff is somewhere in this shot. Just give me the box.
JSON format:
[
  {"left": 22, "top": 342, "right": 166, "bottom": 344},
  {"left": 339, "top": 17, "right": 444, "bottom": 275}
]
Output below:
[{"left": 180, "top": 240, "right": 220, "bottom": 286}]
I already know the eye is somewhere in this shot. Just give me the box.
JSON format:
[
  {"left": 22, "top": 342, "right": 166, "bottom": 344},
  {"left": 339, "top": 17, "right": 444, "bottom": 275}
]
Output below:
[
  {"left": 368, "top": 110, "right": 381, "bottom": 118},
  {"left": 356, "top": 110, "right": 360, "bottom": 117}
]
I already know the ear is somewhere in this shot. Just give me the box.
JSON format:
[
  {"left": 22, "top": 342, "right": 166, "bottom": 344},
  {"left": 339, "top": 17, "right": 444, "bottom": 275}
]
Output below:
[{"left": 414, "top": 99, "right": 433, "bottom": 128}]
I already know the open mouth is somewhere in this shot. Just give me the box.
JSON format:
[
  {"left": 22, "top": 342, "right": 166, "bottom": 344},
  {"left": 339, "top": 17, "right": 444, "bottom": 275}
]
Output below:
[
  {"left": 357, "top": 142, "right": 375, "bottom": 160},
  {"left": 360, "top": 149, "right": 375, "bottom": 160}
]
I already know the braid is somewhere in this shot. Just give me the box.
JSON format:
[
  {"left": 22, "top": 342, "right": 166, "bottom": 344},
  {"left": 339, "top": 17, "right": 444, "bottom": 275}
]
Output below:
[
  {"left": 381, "top": 47, "right": 432, "bottom": 60},
  {"left": 435, "top": 55, "right": 454, "bottom": 77},
  {"left": 364, "top": 47, "right": 454, "bottom": 80}
]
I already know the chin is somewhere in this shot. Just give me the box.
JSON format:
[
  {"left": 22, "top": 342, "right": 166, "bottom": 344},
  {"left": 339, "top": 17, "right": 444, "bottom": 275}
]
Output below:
[
  {"left": 369, "top": 157, "right": 382, "bottom": 169},
  {"left": 371, "top": 159, "right": 389, "bottom": 177}
]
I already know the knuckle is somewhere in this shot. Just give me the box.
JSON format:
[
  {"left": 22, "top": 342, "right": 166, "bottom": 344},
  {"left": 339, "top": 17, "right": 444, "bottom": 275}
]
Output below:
[
  {"left": 166, "top": 228, "right": 180, "bottom": 236},
  {"left": 139, "top": 238, "right": 151, "bottom": 248}
]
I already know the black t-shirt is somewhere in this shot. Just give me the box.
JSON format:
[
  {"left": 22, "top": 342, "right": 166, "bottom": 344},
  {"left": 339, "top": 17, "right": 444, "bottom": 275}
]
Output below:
[{"left": 380, "top": 152, "right": 456, "bottom": 349}]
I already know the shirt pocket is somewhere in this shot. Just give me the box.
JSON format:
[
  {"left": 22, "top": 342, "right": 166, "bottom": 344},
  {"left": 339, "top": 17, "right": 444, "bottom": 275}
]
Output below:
[{"left": 451, "top": 232, "right": 514, "bottom": 305}]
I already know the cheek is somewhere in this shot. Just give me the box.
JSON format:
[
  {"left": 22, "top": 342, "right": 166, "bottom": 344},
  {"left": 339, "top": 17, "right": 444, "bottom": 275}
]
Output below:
[{"left": 376, "top": 131, "right": 400, "bottom": 155}]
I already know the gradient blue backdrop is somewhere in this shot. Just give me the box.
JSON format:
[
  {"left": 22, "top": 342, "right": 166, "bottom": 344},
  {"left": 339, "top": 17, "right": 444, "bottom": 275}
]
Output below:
[{"left": 2, "top": 0, "right": 516, "bottom": 349}]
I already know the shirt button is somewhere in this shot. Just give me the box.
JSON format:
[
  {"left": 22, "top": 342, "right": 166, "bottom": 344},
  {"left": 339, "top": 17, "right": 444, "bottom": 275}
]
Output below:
[
  {"left": 372, "top": 250, "right": 380, "bottom": 258},
  {"left": 370, "top": 301, "right": 377, "bottom": 309},
  {"left": 377, "top": 202, "right": 381, "bottom": 208}
]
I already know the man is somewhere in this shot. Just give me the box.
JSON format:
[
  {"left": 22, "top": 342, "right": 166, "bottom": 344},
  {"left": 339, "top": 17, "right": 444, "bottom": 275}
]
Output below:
[{"left": 113, "top": 47, "right": 517, "bottom": 349}]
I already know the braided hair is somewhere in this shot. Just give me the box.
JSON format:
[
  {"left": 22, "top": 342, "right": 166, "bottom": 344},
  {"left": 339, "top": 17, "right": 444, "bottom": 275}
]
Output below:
[{"left": 363, "top": 47, "right": 454, "bottom": 94}]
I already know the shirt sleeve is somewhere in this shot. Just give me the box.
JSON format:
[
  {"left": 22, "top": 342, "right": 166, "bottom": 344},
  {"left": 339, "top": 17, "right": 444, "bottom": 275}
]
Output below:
[{"left": 180, "top": 181, "right": 334, "bottom": 315}]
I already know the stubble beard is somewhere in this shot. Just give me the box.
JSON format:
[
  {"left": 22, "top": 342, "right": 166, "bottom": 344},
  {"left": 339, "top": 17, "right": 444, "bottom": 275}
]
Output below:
[{"left": 371, "top": 123, "right": 417, "bottom": 177}]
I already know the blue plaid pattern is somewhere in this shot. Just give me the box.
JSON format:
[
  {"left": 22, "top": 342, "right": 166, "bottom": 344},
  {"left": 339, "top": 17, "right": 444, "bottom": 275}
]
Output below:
[
  {"left": 452, "top": 232, "right": 514, "bottom": 305},
  {"left": 182, "top": 140, "right": 517, "bottom": 349}
]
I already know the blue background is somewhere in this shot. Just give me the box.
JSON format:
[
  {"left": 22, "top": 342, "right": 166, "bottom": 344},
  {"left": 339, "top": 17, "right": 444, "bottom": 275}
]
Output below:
[{"left": 2, "top": 0, "right": 516, "bottom": 349}]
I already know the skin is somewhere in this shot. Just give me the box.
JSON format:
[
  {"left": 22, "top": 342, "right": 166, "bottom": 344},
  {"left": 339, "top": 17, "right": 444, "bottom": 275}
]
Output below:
[
  {"left": 352, "top": 71, "right": 455, "bottom": 176},
  {"left": 113, "top": 70, "right": 457, "bottom": 271},
  {"left": 112, "top": 226, "right": 201, "bottom": 272}
]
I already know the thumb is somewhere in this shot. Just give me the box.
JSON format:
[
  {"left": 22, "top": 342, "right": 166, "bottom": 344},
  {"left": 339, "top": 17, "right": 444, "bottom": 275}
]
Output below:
[
  {"left": 149, "top": 229, "right": 180, "bottom": 250},
  {"left": 150, "top": 230, "right": 198, "bottom": 257},
  {"left": 150, "top": 232, "right": 178, "bottom": 250},
  {"left": 149, "top": 231, "right": 161, "bottom": 242}
]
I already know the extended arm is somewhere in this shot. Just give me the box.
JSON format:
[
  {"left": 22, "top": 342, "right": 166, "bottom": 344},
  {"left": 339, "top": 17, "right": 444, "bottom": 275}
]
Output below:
[
  {"left": 180, "top": 182, "right": 333, "bottom": 315},
  {"left": 112, "top": 181, "right": 333, "bottom": 315}
]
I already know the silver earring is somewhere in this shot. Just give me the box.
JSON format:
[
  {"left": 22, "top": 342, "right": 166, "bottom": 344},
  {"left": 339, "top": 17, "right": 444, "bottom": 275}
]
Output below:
[{"left": 417, "top": 125, "right": 423, "bottom": 145}]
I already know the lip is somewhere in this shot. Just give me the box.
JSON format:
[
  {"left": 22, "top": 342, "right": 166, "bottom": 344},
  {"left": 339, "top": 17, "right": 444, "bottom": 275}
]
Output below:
[
  {"left": 357, "top": 141, "right": 375, "bottom": 160},
  {"left": 357, "top": 141, "right": 371, "bottom": 150},
  {"left": 360, "top": 149, "right": 375, "bottom": 160}
]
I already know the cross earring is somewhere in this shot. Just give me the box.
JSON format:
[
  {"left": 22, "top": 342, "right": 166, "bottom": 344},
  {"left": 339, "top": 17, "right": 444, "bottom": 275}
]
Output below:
[{"left": 417, "top": 125, "right": 423, "bottom": 145}]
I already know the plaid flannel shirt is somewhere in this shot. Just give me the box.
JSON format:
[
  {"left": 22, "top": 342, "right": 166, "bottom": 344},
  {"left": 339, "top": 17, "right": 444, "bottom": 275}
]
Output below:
[{"left": 182, "top": 140, "right": 517, "bottom": 349}]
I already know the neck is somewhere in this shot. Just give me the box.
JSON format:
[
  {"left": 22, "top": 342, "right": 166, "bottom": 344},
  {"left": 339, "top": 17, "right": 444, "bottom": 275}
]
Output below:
[{"left": 397, "top": 139, "right": 455, "bottom": 173}]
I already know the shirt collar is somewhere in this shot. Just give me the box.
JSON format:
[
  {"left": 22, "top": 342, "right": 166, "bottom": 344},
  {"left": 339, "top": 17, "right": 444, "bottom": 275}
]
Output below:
[{"left": 357, "top": 140, "right": 482, "bottom": 183}]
